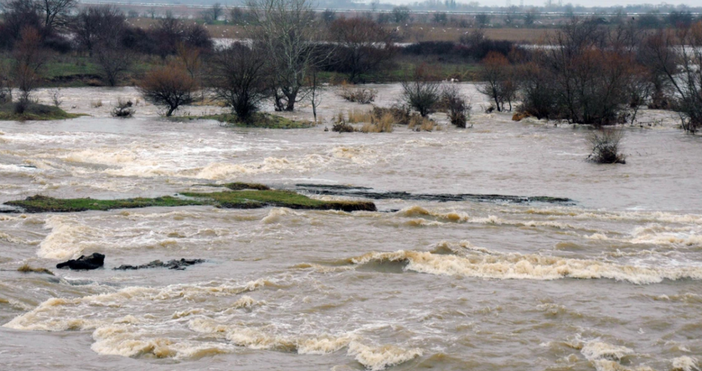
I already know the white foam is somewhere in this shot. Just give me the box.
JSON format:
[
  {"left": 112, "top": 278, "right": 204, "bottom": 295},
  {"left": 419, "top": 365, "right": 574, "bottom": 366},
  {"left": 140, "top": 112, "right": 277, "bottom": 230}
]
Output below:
[
  {"left": 347, "top": 341, "right": 422, "bottom": 371},
  {"left": 350, "top": 249, "right": 702, "bottom": 284},
  {"left": 673, "top": 356, "right": 700, "bottom": 371}
]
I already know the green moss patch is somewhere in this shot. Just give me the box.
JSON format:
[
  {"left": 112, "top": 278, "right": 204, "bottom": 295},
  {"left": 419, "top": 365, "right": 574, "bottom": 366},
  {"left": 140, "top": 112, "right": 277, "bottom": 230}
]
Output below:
[
  {"left": 6, "top": 195, "right": 206, "bottom": 213},
  {"left": 178, "top": 112, "right": 314, "bottom": 129},
  {"left": 182, "top": 190, "right": 376, "bottom": 212},
  {"left": 6, "top": 190, "right": 376, "bottom": 213},
  {"left": 0, "top": 103, "right": 83, "bottom": 121}
]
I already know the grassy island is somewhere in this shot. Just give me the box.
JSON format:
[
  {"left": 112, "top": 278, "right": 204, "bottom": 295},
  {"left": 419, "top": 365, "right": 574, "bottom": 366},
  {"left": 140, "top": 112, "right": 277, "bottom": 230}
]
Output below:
[
  {"left": 5, "top": 184, "right": 376, "bottom": 213},
  {"left": 0, "top": 103, "right": 82, "bottom": 121}
]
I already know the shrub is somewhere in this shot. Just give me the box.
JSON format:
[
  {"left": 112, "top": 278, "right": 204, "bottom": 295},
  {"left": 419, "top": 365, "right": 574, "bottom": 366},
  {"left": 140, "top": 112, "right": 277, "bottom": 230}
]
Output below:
[
  {"left": 338, "top": 85, "right": 377, "bottom": 104},
  {"left": 111, "top": 98, "right": 135, "bottom": 118},
  {"left": 402, "top": 64, "right": 441, "bottom": 117},
  {"left": 587, "top": 129, "right": 626, "bottom": 164},
  {"left": 332, "top": 123, "right": 354, "bottom": 132},
  {"left": 138, "top": 64, "right": 196, "bottom": 117},
  {"left": 440, "top": 85, "right": 471, "bottom": 128}
]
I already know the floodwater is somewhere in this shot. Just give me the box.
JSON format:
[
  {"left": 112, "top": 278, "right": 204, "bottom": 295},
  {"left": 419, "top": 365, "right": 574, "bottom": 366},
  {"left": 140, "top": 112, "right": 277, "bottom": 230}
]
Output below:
[{"left": 1, "top": 84, "right": 701, "bottom": 371}]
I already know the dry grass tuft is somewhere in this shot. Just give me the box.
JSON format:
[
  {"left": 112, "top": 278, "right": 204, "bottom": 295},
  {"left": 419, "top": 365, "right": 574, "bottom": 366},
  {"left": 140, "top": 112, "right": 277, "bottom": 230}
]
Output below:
[
  {"left": 347, "top": 109, "right": 372, "bottom": 123},
  {"left": 18, "top": 263, "right": 54, "bottom": 276},
  {"left": 408, "top": 115, "right": 436, "bottom": 131}
]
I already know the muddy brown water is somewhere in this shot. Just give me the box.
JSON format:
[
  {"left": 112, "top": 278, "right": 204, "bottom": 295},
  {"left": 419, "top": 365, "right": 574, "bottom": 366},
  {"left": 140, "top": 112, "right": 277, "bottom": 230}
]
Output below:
[{"left": 0, "top": 84, "right": 701, "bottom": 371}]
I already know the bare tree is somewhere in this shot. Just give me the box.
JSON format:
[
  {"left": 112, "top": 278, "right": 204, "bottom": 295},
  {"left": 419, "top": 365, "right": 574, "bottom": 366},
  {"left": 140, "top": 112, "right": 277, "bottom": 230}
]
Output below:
[
  {"left": 645, "top": 23, "right": 702, "bottom": 133},
  {"left": 246, "top": 0, "right": 321, "bottom": 111},
  {"left": 202, "top": 3, "right": 223, "bottom": 24},
  {"left": 72, "top": 5, "right": 126, "bottom": 56},
  {"left": 0, "top": 0, "right": 43, "bottom": 47},
  {"left": 0, "top": 59, "right": 11, "bottom": 104},
  {"left": 12, "top": 27, "right": 46, "bottom": 113},
  {"left": 151, "top": 14, "right": 213, "bottom": 58},
  {"left": 514, "top": 18, "right": 641, "bottom": 126},
  {"left": 138, "top": 64, "right": 196, "bottom": 117},
  {"left": 476, "top": 51, "right": 509, "bottom": 111},
  {"left": 38, "top": 0, "right": 77, "bottom": 35},
  {"left": 308, "top": 67, "right": 322, "bottom": 123},
  {"left": 208, "top": 43, "right": 269, "bottom": 122},
  {"left": 94, "top": 44, "right": 132, "bottom": 87},
  {"left": 329, "top": 17, "right": 396, "bottom": 83}
]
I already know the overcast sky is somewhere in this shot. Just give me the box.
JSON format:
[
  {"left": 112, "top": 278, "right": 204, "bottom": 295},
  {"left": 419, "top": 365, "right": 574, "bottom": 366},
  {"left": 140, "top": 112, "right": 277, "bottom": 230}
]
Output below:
[{"left": 382, "top": 0, "right": 699, "bottom": 7}]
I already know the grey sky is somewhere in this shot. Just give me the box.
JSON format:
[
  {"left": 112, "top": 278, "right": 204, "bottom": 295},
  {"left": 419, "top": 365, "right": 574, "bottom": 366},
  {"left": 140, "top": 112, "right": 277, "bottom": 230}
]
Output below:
[{"left": 382, "top": 0, "right": 699, "bottom": 8}]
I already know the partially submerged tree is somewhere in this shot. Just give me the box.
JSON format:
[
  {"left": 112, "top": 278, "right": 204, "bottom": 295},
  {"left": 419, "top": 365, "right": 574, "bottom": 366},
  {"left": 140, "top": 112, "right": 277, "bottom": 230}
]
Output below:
[
  {"left": 476, "top": 51, "right": 512, "bottom": 112},
  {"left": 208, "top": 43, "right": 269, "bottom": 122},
  {"left": 138, "top": 64, "right": 196, "bottom": 117},
  {"left": 402, "top": 64, "right": 441, "bottom": 117},
  {"left": 246, "top": 0, "right": 321, "bottom": 111},
  {"left": 645, "top": 22, "right": 702, "bottom": 133},
  {"left": 587, "top": 128, "right": 626, "bottom": 164},
  {"left": 515, "top": 19, "right": 643, "bottom": 126},
  {"left": 12, "top": 27, "right": 46, "bottom": 113},
  {"left": 0, "top": 59, "right": 11, "bottom": 104},
  {"left": 440, "top": 85, "right": 471, "bottom": 128}
]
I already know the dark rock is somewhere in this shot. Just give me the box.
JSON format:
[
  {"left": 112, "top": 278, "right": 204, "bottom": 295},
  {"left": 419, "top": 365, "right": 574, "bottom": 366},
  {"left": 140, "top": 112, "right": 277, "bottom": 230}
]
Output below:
[
  {"left": 114, "top": 258, "right": 205, "bottom": 271},
  {"left": 294, "top": 184, "right": 574, "bottom": 205},
  {"left": 56, "top": 253, "right": 105, "bottom": 270}
]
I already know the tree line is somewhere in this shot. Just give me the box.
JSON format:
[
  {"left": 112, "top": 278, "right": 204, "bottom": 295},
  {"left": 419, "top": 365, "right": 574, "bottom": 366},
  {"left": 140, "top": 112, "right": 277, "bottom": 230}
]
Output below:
[{"left": 476, "top": 18, "right": 702, "bottom": 133}]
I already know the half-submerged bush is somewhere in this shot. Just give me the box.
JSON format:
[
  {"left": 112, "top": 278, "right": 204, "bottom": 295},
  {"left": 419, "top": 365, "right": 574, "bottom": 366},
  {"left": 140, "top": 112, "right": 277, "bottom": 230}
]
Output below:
[
  {"left": 111, "top": 98, "right": 135, "bottom": 118},
  {"left": 439, "top": 85, "right": 471, "bottom": 128},
  {"left": 332, "top": 112, "right": 355, "bottom": 132},
  {"left": 587, "top": 129, "right": 626, "bottom": 164},
  {"left": 402, "top": 64, "right": 441, "bottom": 117}
]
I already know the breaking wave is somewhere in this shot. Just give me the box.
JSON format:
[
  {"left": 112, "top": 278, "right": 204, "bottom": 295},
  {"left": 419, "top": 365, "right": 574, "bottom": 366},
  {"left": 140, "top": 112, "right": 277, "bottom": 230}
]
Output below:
[
  {"left": 345, "top": 247, "right": 702, "bottom": 284},
  {"left": 347, "top": 341, "right": 422, "bottom": 371}
]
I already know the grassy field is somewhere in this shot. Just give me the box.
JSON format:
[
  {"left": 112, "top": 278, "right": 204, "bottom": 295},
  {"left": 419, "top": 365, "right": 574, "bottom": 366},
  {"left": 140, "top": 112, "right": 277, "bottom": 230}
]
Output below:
[{"left": 128, "top": 17, "right": 554, "bottom": 43}]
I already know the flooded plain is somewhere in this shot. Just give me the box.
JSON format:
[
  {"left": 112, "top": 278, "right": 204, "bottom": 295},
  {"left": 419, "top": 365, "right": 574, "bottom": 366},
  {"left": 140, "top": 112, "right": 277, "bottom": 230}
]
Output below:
[{"left": 0, "top": 84, "right": 701, "bottom": 370}]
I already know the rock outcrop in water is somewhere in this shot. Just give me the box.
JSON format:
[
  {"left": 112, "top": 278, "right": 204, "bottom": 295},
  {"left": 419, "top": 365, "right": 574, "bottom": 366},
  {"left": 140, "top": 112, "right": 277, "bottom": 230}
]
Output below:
[
  {"left": 56, "top": 253, "right": 105, "bottom": 270},
  {"left": 294, "top": 184, "right": 573, "bottom": 205},
  {"left": 114, "top": 258, "right": 204, "bottom": 271}
]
